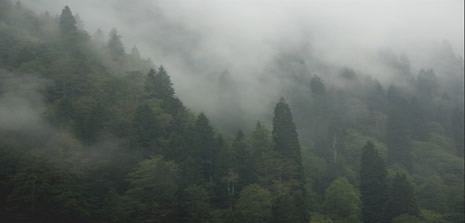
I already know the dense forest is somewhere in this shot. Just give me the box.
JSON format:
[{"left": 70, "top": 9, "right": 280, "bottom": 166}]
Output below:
[{"left": 0, "top": 1, "right": 464, "bottom": 223}]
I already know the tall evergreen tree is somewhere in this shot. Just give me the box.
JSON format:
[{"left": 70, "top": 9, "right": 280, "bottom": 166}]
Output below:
[
  {"left": 232, "top": 130, "right": 255, "bottom": 189},
  {"left": 272, "top": 98, "right": 303, "bottom": 165},
  {"left": 59, "top": 6, "right": 77, "bottom": 35},
  {"left": 144, "top": 66, "right": 175, "bottom": 100},
  {"left": 154, "top": 66, "right": 175, "bottom": 99},
  {"left": 386, "top": 173, "right": 419, "bottom": 222},
  {"left": 132, "top": 104, "right": 160, "bottom": 152},
  {"left": 107, "top": 28, "right": 125, "bottom": 60},
  {"left": 192, "top": 113, "right": 217, "bottom": 182},
  {"left": 387, "top": 86, "right": 413, "bottom": 171},
  {"left": 271, "top": 98, "right": 308, "bottom": 223},
  {"left": 360, "top": 141, "right": 388, "bottom": 223}
]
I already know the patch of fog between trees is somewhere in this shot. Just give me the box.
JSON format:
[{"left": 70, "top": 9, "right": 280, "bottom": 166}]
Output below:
[
  {"left": 21, "top": 0, "right": 465, "bottom": 131},
  {"left": 0, "top": 71, "right": 122, "bottom": 162}
]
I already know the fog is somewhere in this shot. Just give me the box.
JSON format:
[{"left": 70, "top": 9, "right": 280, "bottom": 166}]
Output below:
[{"left": 22, "top": 0, "right": 464, "bottom": 131}]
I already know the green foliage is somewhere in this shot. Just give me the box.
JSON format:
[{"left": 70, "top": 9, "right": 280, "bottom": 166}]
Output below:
[
  {"left": 0, "top": 3, "right": 463, "bottom": 223},
  {"left": 323, "top": 177, "right": 360, "bottom": 222},
  {"left": 360, "top": 141, "right": 388, "bottom": 223},
  {"left": 386, "top": 173, "right": 419, "bottom": 221},
  {"left": 310, "top": 212, "right": 334, "bottom": 223},
  {"left": 183, "top": 185, "right": 212, "bottom": 223},
  {"left": 126, "top": 156, "right": 180, "bottom": 223},
  {"left": 236, "top": 184, "right": 273, "bottom": 223},
  {"left": 59, "top": 6, "right": 77, "bottom": 35}
]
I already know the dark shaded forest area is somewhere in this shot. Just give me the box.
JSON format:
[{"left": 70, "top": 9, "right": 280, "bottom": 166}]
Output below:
[{"left": 0, "top": 1, "right": 463, "bottom": 223}]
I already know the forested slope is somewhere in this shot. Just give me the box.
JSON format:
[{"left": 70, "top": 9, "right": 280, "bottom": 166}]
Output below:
[{"left": 0, "top": 1, "right": 463, "bottom": 223}]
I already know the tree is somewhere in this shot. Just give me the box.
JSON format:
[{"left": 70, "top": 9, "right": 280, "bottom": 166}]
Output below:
[
  {"left": 126, "top": 156, "right": 180, "bottom": 223},
  {"left": 192, "top": 113, "right": 217, "bottom": 182},
  {"left": 107, "top": 28, "right": 125, "bottom": 60},
  {"left": 386, "top": 173, "right": 419, "bottom": 222},
  {"left": 183, "top": 185, "right": 211, "bottom": 223},
  {"left": 271, "top": 98, "right": 308, "bottom": 223},
  {"left": 324, "top": 177, "right": 361, "bottom": 222},
  {"left": 272, "top": 98, "right": 303, "bottom": 166},
  {"left": 231, "top": 130, "right": 255, "bottom": 188},
  {"left": 154, "top": 66, "right": 175, "bottom": 99},
  {"left": 144, "top": 66, "right": 175, "bottom": 100},
  {"left": 132, "top": 104, "right": 160, "bottom": 151},
  {"left": 360, "top": 141, "right": 388, "bottom": 223},
  {"left": 236, "top": 184, "right": 273, "bottom": 223},
  {"left": 386, "top": 86, "right": 413, "bottom": 171},
  {"left": 59, "top": 6, "right": 77, "bottom": 35},
  {"left": 249, "top": 122, "right": 273, "bottom": 182}
]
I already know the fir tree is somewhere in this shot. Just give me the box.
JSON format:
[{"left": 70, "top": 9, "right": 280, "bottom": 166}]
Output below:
[
  {"left": 271, "top": 98, "right": 308, "bottom": 223},
  {"left": 386, "top": 173, "right": 419, "bottom": 222},
  {"left": 107, "top": 28, "right": 125, "bottom": 60},
  {"left": 192, "top": 113, "right": 217, "bottom": 182},
  {"left": 59, "top": 6, "right": 77, "bottom": 35},
  {"left": 272, "top": 98, "right": 303, "bottom": 165},
  {"left": 132, "top": 104, "right": 159, "bottom": 151},
  {"left": 154, "top": 66, "right": 175, "bottom": 99},
  {"left": 360, "top": 141, "right": 388, "bottom": 223}
]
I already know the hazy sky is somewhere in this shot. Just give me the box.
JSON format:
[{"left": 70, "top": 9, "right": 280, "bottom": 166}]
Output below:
[{"left": 22, "top": 0, "right": 464, "bottom": 130}]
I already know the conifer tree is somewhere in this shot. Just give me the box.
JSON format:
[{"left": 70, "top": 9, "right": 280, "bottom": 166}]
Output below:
[
  {"left": 154, "top": 66, "right": 175, "bottom": 99},
  {"left": 132, "top": 104, "right": 159, "bottom": 151},
  {"left": 192, "top": 113, "right": 217, "bottom": 182},
  {"left": 232, "top": 130, "right": 255, "bottom": 188},
  {"left": 386, "top": 173, "right": 419, "bottom": 222},
  {"left": 360, "top": 141, "right": 388, "bottom": 223},
  {"left": 271, "top": 98, "right": 308, "bottom": 223},
  {"left": 59, "top": 6, "right": 77, "bottom": 35},
  {"left": 272, "top": 98, "right": 303, "bottom": 165},
  {"left": 386, "top": 86, "right": 413, "bottom": 171},
  {"left": 107, "top": 28, "right": 125, "bottom": 60}
]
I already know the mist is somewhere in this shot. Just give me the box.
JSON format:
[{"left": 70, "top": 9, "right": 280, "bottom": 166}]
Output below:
[{"left": 22, "top": 0, "right": 464, "bottom": 131}]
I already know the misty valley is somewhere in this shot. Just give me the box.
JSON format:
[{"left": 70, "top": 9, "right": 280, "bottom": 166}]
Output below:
[{"left": 0, "top": 1, "right": 464, "bottom": 223}]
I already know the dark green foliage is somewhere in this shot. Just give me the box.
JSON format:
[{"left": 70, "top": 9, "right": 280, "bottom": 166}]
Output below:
[
  {"left": 0, "top": 3, "right": 463, "bottom": 223},
  {"left": 387, "top": 86, "right": 413, "bottom": 171},
  {"left": 236, "top": 184, "right": 273, "bottom": 223},
  {"left": 126, "top": 156, "right": 180, "bottom": 223},
  {"left": 386, "top": 173, "right": 419, "bottom": 221},
  {"left": 192, "top": 113, "right": 217, "bottom": 182},
  {"left": 132, "top": 104, "right": 160, "bottom": 151},
  {"left": 59, "top": 6, "right": 77, "bottom": 35},
  {"left": 272, "top": 98, "right": 303, "bottom": 165},
  {"left": 144, "top": 66, "right": 175, "bottom": 100},
  {"left": 360, "top": 141, "right": 388, "bottom": 223},
  {"left": 107, "top": 28, "right": 125, "bottom": 60},
  {"left": 271, "top": 98, "right": 308, "bottom": 223}
]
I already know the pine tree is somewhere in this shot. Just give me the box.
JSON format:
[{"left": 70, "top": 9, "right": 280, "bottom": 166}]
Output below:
[
  {"left": 132, "top": 104, "right": 159, "bottom": 152},
  {"left": 192, "top": 113, "right": 217, "bottom": 182},
  {"left": 107, "top": 28, "right": 125, "bottom": 60},
  {"left": 232, "top": 130, "right": 255, "bottom": 189},
  {"left": 59, "top": 6, "right": 77, "bottom": 35},
  {"left": 387, "top": 86, "right": 413, "bottom": 171},
  {"left": 144, "top": 66, "right": 175, "bottom": 100},
  {"left": 144, "top": 68, "right": 157, "bottom": 98},
  {"left": 386, "top": 173, "right": 419, "bottom": 222},
  {"left": 360, "top": 141, "right": 388, "bottom": 223},
  {"left": 272, "top": 98, "right": 303, "bottom": 165},
  {"left": 154, "top": 66, "right": 175, "bottom": 99},
  {"left": 271, "top": 98, "right": 308, "bottom": 223}
]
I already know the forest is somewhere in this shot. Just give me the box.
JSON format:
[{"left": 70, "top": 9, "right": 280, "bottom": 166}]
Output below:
[{"left": 0, "top": 1, "right": 463, "bottom": 223}]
